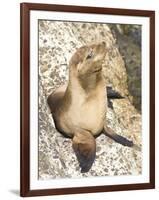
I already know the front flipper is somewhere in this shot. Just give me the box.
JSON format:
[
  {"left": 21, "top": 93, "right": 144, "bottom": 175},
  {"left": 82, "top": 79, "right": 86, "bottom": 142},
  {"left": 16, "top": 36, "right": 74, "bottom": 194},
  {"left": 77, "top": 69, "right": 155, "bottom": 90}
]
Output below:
[
  {"left": 72, "top": 130, "right": 96, "bottom": 173},
  {"left": 103, "top": 125, "right": 141, "bottom": 151}
]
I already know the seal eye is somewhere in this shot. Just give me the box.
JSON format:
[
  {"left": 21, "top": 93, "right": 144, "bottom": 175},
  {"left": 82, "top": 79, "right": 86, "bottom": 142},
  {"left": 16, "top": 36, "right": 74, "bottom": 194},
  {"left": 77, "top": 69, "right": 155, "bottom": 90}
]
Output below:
[{"left": 86, "top": 50, "right": 93, "bottom": 60}]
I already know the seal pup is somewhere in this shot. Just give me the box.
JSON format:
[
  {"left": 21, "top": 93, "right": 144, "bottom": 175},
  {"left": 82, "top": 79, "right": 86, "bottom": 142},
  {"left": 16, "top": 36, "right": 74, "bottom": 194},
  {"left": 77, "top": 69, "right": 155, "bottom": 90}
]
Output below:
[{"left": 47, "top": 42, "right": 135, "bottom": 173}]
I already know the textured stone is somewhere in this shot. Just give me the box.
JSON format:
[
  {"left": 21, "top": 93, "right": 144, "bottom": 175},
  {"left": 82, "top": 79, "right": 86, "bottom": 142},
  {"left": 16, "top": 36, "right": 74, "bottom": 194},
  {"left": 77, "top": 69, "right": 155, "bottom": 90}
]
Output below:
[
  {"left": 38, "top": 21, "right": 142, "bottom": 180},
  {"left": 109, "top": 24, "right": 141, "bottom": 111}
]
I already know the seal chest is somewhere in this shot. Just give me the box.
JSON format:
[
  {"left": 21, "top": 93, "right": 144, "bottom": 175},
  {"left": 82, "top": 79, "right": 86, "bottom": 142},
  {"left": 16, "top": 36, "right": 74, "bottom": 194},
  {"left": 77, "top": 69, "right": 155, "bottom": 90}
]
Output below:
[{"left": 67, "top": 79, "right": 107, "bottom": 135}]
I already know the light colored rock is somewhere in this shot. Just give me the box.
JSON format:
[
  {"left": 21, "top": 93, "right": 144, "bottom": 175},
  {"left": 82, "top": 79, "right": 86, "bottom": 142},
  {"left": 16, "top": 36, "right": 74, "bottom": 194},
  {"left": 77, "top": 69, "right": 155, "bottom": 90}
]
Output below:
[{"left": 38, "top": 21, "right": 142, "bottom": 179}]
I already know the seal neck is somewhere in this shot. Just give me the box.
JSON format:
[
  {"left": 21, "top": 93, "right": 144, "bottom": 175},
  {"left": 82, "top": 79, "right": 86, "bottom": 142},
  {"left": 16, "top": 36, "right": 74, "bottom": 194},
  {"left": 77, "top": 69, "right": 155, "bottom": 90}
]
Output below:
[{"left": 69, "top": 69, "right": 104, "bottom": 93}]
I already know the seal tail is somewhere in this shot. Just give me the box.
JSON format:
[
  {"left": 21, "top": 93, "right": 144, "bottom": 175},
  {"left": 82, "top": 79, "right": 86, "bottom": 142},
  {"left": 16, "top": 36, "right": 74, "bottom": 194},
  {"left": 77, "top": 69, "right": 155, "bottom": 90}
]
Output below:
[
  {"left": 103, "top": 125, "right": 141, "bottom": 151},
  {"left": 72, "top": 130, "right": 96, "bottom": 173}
]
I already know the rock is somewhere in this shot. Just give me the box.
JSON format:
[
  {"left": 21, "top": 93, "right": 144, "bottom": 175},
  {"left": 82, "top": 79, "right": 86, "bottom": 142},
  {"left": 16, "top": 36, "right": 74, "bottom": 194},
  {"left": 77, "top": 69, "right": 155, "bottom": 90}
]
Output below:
[
  {"left": 38, "top": 21, "right": 142, "bottom": 179},
  {"left": 109, "top": 24, "right": 141, "bottom": 111}
]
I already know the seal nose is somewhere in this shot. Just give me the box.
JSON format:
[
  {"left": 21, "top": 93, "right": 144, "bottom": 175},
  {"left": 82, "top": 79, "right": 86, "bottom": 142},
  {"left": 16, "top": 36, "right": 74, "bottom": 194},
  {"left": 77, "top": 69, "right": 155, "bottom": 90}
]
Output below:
[{"left": 101, "top": 41, "right": 106, "bottom": 47}]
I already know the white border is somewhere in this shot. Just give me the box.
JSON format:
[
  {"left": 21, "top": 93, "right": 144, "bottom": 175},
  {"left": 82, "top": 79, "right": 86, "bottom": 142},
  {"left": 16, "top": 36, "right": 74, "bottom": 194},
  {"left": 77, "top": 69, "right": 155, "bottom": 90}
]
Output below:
[{"left": 30, "top": 10, "right": 150, "bottom": 190}]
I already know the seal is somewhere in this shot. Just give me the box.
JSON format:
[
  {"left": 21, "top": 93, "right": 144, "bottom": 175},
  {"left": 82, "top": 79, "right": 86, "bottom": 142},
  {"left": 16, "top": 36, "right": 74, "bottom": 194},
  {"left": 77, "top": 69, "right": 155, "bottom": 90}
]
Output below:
[{"left": 47, "top": 42, "right": 136, "bottom": 173}]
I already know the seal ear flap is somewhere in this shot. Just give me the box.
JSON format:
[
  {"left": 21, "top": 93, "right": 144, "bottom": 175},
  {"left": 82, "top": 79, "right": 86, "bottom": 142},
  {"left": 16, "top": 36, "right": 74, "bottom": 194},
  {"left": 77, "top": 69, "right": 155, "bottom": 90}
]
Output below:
[{"left": 72, "top": 131, "right": 96, "bottom": 173}]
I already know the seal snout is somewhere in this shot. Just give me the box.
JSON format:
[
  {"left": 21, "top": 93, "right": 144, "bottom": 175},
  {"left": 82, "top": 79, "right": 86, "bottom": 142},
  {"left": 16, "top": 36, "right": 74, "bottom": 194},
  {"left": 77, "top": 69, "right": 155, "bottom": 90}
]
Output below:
[
  {"left": 101, "top": 41, "right": 106, "bottom": 46},
  {"left": 99, "top": 41, "right": 106, "bottom": 50},
  {"left": 98, "top": 41, "right": 106, "bottom": 54}
]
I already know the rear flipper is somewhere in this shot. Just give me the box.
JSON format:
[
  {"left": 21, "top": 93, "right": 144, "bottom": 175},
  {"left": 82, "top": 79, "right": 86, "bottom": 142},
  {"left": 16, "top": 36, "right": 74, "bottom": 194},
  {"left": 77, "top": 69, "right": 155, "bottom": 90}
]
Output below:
[
  {"left": 103, "top": 125, "right": 141, "bottom": 151},
  {"left": 72, "top": 130, "right": 96, "bottom": 173},
  {"left": 107, "top": 86, "right": 124, "bottom": 109},
  {"left": 108, "top": 99, "right": 113, "bottom": 109},
  {"left": 107, "top": 86, "right": 124, "bottom": 99}
]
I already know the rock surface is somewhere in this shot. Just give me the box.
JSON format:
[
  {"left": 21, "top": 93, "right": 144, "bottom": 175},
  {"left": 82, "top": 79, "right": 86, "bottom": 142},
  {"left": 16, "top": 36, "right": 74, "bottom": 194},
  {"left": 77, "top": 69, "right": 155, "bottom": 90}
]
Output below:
[
  {"left": 38, "top": 21, "right": 142, "bottom": 180},
  {"left": 109, "top": 24, "right": 142, "bottom": 111}
]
